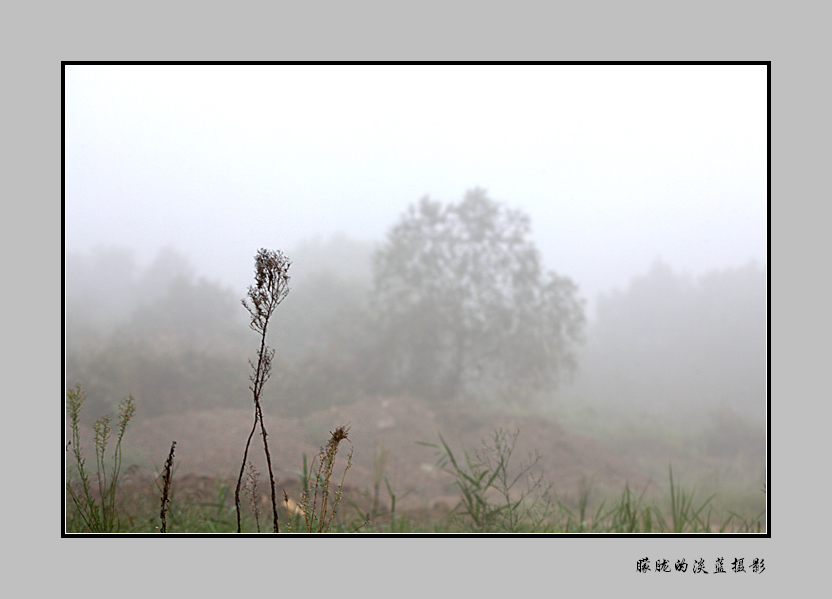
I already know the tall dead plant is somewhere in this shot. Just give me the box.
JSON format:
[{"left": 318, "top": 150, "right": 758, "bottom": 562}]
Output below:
[
  {"left": 284, "top": 425, "right": 354, "bottom": 533},
  {"left": 159, "top": 441, "right": 176, "bottom": 533},
  {"left": 235, "top": 248, "right": 291, "bottom": 533}
]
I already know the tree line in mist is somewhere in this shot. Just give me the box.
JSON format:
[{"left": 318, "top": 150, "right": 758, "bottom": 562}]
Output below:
[{"left": 65, "top": 191, "right": 766, "bottom": 428}]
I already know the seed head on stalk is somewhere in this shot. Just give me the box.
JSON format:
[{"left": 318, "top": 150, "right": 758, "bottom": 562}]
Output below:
[{"left": 243, "top": 248, "right": 292, "bottom": 335}]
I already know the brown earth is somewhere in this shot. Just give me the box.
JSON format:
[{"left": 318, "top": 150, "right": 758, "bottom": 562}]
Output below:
[{"left": 115, "top": 395, "right": 651, "bottom": 514}]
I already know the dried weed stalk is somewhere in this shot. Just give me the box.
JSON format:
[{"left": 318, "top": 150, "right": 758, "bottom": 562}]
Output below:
[
  {"left": 244, "top": 460, "right": 262, "bottom": 533},
  {"left": 235, "top": 248, "right": 291, "bottom": 533},
  {"left": 290, "top": 425, "right": 353, "bottom": 533},
  {"left": 159, "top": 441, "right": 176, "bottom": 533}
]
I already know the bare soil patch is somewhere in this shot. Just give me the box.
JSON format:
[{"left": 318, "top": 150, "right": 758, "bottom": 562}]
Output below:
[{"left": 120, "top": 395, "right": 651, "bottom": 512}]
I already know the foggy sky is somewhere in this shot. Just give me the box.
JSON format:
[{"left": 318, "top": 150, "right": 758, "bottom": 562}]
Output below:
[{"left": 64, "top": 64, "right": 767, "bottom": 315}]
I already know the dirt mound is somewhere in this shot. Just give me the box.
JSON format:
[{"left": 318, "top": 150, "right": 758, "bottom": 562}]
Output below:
[{"left": 121, "top": 396, "right": 650, "bottom": 511}]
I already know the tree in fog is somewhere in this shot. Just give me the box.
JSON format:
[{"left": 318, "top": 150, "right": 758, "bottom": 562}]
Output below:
[
  {"left": 65, "top": 246, "right": 250, "bottom": 418},
  {"left": 370, "top": 188, "right": 585, "bottom": 403},
  {"left": 584, "top": 259, "right": 767, "bottom": 421}
]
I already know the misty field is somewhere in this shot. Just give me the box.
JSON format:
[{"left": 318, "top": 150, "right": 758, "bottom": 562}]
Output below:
[
  {"left": 64, "top": 65, "right": 768, "bottom": 535},
  {"left": 66, "top": 383, "right": 765, "bottom": 534},
  {"left": 65, "top": 200, "right": 766, "bottom": 534}
]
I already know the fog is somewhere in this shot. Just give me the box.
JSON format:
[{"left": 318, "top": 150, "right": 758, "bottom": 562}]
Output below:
[
  {"left": 64, "top": 65, "right": 767, "bottom": 520},
  {"left": 65, "top": 65, "right": 766, "bottom": 317}
]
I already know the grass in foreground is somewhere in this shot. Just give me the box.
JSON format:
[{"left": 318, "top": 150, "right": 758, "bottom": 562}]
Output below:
[
  {"left": 69, "top": 423, "right": 764, "bottom": 534},
  {"left": 66, "top": 384, "right": 136, "bottom": 533},
  {"left": 414, "top": 429, "right": 765, "bottom": 534}
]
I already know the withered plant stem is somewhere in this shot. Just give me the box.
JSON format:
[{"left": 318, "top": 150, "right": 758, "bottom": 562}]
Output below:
[
  {"left": 299, "top": 425, "right": 352, "bottom": 533},
  {"left": 245, "top": 460, "right": 262, "bottom": 533},
  {"left": 159, "top": 441, "right": 176, "bottom": 533},
  {"left": 235, "top": 248, "right": 291, "bottom": 533}
]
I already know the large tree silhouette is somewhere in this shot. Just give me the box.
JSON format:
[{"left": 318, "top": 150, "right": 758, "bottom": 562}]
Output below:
[{"left": 370, "top": 188, "right": 585, "bottom": 403}]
